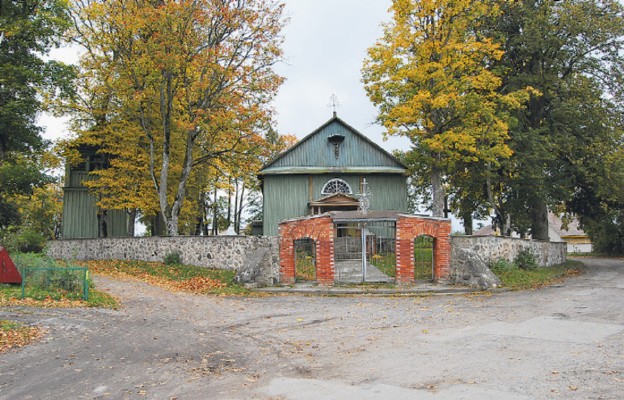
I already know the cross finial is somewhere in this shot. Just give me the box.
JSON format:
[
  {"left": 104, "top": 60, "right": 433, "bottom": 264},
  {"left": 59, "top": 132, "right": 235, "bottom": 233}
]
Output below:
[
  {"left": 328, "top": 94, "right": 340, "bottom": 117},
  {"left": 358, "top": 178, "right": 372, "bottom": 213}
]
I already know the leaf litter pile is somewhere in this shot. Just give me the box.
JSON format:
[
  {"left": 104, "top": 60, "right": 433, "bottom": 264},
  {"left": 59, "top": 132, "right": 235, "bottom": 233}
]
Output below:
[
  {"left": 86, "top": 260, "right": 238, "bottom": 294},
  {"left": 0, "top": 320, "right": 45, "bottom": 353}
]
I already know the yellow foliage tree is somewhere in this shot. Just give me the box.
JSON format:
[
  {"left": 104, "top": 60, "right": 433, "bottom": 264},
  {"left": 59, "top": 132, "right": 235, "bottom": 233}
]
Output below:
[
  {"left": 65, "top": 0, "right": 285, "bottom": 235},
  {"left": 362, "top": 0, "right": 531, "bottom": 217}
]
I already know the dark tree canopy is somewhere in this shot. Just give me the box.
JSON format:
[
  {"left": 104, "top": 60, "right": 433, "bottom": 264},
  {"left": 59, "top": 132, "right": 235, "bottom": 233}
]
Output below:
[
  {"left": 0, "top": 0, "right": 74, "bottom": 159},
  {"left": 0, "top": 0, "right": 72, "bottom": 235},
  {"left": 493, "top": 0, "right": 624, "bottom": 239}
]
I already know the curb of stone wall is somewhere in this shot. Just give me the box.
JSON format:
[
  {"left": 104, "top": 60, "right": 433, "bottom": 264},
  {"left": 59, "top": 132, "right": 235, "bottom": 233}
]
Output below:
[{"left": 253, "top": 284, "right": 511, "bottom": 296}]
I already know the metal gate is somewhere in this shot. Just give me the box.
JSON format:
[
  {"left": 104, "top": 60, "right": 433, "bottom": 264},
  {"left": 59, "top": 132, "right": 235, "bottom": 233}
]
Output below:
[
  {"left": 414, "top": 235, "right": 434, "bottom": 281},
  {"left": 334, "top": 221, "right": 396, "bottom": 283}
]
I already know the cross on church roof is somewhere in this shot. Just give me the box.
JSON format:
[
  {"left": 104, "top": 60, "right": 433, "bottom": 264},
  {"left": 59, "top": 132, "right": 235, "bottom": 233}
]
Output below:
[{"left": 328, "top": 93, "right": 340, "bottom": 117}]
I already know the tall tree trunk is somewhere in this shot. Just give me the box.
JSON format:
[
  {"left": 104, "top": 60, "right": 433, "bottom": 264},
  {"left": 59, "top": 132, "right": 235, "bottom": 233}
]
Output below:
[
  {"left": 431, "top": 164, "right": 445, "bottom": 217},
  {"left": 169, "top": 130, "right": 196, "bottom": 236},
  {"left": 462, "top": 211, "right": 473, "bottom": 235},
  {"left": 126, "top": 208, "right": 136, "bottom": 237},
  {"left": 227, "top": 177, "right": 232, "bottom": 227},
  {"left": 233, "top": 178, "right": 239, "bottom": 233},
  {"left": 485, "top": 161, "right": 508, "bottom": 235},
  {"left": 212, "top": 186, "right": 219, "bottom": 235},
  {"left": 530, "top": 197, "right": 549, "bottom": 240},
  {"left": 236, "top": 184, "right": 245, "bottom": 234}
]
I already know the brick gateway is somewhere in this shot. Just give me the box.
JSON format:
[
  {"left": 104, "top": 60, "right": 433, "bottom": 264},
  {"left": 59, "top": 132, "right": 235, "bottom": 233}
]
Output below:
[{"left": 278, "top": 211, "right": 451, "bottom": 285}]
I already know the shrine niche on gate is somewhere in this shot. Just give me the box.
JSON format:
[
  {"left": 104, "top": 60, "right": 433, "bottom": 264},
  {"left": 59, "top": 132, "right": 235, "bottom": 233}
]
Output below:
[{"left": 278, "top": 211, "right": 451, "bottom": 286}]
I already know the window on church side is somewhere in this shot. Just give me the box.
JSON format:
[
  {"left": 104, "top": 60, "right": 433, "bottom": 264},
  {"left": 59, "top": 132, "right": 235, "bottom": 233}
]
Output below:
[{"left": 321, "top": 178, "right": 352, "bottom": 195}]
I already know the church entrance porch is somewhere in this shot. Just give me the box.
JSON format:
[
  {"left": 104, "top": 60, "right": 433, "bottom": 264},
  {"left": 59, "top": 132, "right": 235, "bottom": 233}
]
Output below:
[{"left": 278, "top": 211, "right": 451, "bottom": 286}]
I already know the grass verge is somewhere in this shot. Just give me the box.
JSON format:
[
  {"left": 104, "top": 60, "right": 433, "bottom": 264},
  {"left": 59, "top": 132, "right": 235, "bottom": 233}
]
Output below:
[
  {"left": 85, "top": 259, "right": 250, "bottom": 295},
  {"left": 2, "top": 252, "right": 119, "bottom": 309},
  {"left": 493, "top": 259, "right": 583, "bottom": 290},
  {"left": 0, "top": 319, "right": 45, "bottom": 353},
  {"left": 0, "top": 284, "right": 119, "bottom": 309}
]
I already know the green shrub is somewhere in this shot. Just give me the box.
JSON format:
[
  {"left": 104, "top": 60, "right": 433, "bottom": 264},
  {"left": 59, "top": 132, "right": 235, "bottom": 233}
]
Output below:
[
  {"left": 4, "top": 229, "right": 47, "bottom": 253},
  {"left": 49, "top": 269, "right": 81, "bottom": 291},
  {"left": 514, "top": 248, "right": 538, "bottom": 271},
  {"left": 490, "top": 258, "right": 517, "bottom": 273},
  {"left": 11, "top": 252, "right": 55, "bottom": 269},
  {"left": 163, "top": 251, "right": 182, "bottom": 265}
]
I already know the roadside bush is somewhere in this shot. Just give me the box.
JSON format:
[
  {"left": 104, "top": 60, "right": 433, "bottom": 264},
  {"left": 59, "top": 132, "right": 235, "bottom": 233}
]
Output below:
[
  {"left": 3, "top": 229, "right": 46, "bottom": 253},
  {"left": 11, "top": 252, "right": 54, "bottom": 269},
  {"left": 163, "top": 251, "right": 182, "bottom": 265},
  {"left": 514, "top": 248, "right": 538, "bottom": 271},
  {"left": 490, "top": 258, "right": 517, "bottom": 273}
]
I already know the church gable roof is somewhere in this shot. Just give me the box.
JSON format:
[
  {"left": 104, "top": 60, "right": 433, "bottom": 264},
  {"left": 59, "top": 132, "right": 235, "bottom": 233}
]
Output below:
[{"left": 259, "top": 116, "right": 407, "bottom": 176}]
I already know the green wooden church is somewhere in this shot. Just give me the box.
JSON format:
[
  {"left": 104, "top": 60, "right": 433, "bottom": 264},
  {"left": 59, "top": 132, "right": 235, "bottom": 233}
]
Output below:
[{"left": 258, "top": 114, "right": 409, "bottom": 236}]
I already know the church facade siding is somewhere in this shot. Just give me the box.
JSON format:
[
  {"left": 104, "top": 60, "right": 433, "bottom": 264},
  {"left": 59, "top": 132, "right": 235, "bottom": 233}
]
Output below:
[{"left": 259, "top": 116, "right": 409, "bottom": 236}]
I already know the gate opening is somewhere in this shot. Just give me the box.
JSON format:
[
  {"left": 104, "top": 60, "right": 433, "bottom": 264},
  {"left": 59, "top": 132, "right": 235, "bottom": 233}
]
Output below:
[
  {"left": 414, "top": 235, "right": 434, "bottom": 281},
  {"left": 294, "top": 238, "right": 316, "bottom": 282},
  {"left": 334, "top": 221, "right": 395, "bottom": 283}
]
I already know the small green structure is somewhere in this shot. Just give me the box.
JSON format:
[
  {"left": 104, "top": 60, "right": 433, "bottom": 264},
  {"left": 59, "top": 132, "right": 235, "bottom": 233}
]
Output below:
[
  {"left": 62, "top": 145, "right": 129, "bottom": 239},
  {"left": 258, "top": 114, "right": 408, "bottom": 236}
]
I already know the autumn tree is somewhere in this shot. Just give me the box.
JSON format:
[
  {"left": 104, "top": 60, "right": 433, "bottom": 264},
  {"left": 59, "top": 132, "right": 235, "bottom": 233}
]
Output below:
[
  {"left": 66, "top": 0, "right": 285, "bottom": 236},
  {"left": 363, "top": 0, "right": 529, "bottom": 217}
]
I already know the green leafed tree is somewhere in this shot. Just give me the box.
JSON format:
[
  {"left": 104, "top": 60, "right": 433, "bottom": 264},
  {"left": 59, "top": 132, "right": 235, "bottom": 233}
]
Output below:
[
  {"left": 0, "top": 0, "right": 73, "bottom": 238},
  {"left": 491, "top": 0, "right": 624, "bottom": 239},
  {"left": 0, "top": 0, "right": 74, "bottom": 159}
]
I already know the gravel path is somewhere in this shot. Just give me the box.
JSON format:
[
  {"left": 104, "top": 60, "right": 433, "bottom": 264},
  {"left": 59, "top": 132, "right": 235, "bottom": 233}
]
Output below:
[{"left": 1, "top": 258, "right": 623, "bottom": 399}]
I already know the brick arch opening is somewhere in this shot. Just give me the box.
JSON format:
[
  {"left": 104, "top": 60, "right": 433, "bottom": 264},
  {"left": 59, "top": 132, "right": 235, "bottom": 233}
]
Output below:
[
  {"left": 413, "top": 234, "right": 435, "bottom": 281},
  {"left": 396, "top": 215, "right": 451, "bottom": 283},
  {"left": 278, "top": 215, "right": 335, "bottom": 285},
  {"left": 293, "top": 238, "right": 316, "bottom": 281}
]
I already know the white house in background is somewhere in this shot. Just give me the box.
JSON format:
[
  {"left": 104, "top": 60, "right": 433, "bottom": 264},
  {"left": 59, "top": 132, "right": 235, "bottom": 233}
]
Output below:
[
  {"left": 474, "top": 213, "right": 593, "bottom": 253},
  {"left": 547, "top": 214, "right": 593, "bottom": 253}
]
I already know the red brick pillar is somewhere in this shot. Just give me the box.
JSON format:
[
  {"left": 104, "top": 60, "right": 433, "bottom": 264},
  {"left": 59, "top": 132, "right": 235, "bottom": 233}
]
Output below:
[
  {"left": 433, "top": 228, "right": 451, "bottom": 281},
  {"left": 278, "top": 215, "right": 335, "bottom": 286},
  {"left": 279, "top": 235, "right": 295, "bottom": 285},
  {"left": 395, "top": 218, "right": 415, "bottom": 284},
  {"left": 316, "top": 237, "right": 335, "bottom": 285}
]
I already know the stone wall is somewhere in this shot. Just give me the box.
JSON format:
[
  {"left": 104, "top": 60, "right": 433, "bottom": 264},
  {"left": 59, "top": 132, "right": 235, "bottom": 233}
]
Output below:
[
  {"left": 46, "top": 234, "right": 566, "bottom": 288},
  {"left": 450, "top": 236, "right": 567, "bottom": 267},
  {"left": 46, "top": 236, "right": 280, "bottom": 286}
]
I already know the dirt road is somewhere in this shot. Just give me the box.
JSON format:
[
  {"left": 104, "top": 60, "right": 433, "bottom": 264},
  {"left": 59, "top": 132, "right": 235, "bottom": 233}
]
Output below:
[{"left": 1, "top": 258, "right": 623, "bottom": 399}]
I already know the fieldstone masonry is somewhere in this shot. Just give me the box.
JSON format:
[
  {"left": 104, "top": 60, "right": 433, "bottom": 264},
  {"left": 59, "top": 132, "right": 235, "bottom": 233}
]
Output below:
[
  {"left": 47, "top": 236, "right": 280, "bottom": 286},
  {"left": 451, "top": 235, "right": 566, "bottom": 267}
]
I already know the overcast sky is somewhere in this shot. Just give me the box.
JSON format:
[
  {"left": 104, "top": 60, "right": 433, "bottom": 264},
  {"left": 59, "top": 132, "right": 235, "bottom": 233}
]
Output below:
[{"left": 273, "top": 0, "right": 408, "bottom": 151}]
